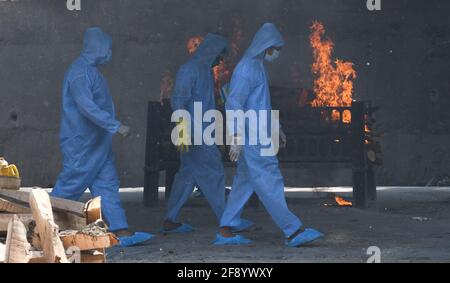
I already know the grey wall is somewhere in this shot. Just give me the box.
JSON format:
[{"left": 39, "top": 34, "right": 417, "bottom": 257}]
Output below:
[{"left": 1, "top": 0, "right": 450, "bottom": 187}]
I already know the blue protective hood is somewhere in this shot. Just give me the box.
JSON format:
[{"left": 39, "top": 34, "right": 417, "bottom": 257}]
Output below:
[
  {"left": 244, "top": 23, "right": 285, "bottom": 58},
  {"left": 81, "top": 27, "right": 113, "bottom": 66},
  {"left": 192, "top": 33, "right": 229, "bottom": 66}
]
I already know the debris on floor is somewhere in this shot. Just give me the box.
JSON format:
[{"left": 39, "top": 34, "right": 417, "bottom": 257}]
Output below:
[
  {"left": 426, "top": 175, "right": 450, "bottom": 187},
  {"left": 0, "top": 188, "right": 118, "bottom": 263},
  {"left": 411, "top": 217, "right": 432, "bottom": 222}
]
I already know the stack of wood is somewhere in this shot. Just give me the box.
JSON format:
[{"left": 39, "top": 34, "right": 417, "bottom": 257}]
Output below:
[{"left": 0, "top": 188, "right": 119, "bottom": 263}]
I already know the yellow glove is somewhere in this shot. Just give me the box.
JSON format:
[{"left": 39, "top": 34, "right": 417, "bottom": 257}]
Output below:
[
  {"left": 7, "top": 165, "right": 20, "bottom": 178},
  {"left": 176, "top": 119, "right": 191, "bottom": 153},
  {"left": 0, "top": 157, "right": 20, "bottom": 178}
]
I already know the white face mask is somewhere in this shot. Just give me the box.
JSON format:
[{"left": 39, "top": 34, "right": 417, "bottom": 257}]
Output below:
[{"left": 264, "top": 49, "right": 280, "bottom": 62}]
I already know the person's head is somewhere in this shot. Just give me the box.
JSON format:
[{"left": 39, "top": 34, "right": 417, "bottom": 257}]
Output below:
[
  {"left": 82, "top": 27, "right": 113, "bottom": 66},
  {"left": 244, "top": 23, "right": 285, "bottom": 61},
  {"left": 264, "top": 46, "right": 282, "bottom": 62},
  {"left": 191, "top": 33, "right": 229, "bottom": 68}
]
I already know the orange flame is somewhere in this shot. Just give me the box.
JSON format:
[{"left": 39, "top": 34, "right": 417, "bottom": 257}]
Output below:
[
  {"left": 310, "top": 22, "right": 356, "bottom": 123},
  {"left": 186, "top": 36, "right": 204, "bottom": 55},
  {"left": 335, "top": 196, "right": 353, "bottom": 207}
]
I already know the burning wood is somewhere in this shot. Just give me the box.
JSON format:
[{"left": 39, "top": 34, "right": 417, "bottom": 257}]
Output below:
[{"left": 309, "top": 21, "right": 356, "bottom": 123}]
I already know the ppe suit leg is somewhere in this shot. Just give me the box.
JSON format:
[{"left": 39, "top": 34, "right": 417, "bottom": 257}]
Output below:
[
  {"left": 246, "top": 147, "right": 303, "bottom": 238},
  {"left": 165, "top": 161, "right": 196, "bottom": 223},
  {"left": 220, "top": 169, "right": 254, "bottom": 228},
  {"left": 90, "top": 154, "right": 128, "bottom": 232},
  {"left": 51, "top": 166, "right": 94, "bottom": 201},
  {"left": 188, "top": 145, "right": 226, "bottom": 222}
]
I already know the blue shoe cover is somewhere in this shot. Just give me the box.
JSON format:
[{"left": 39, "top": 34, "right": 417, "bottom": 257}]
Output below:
[
  {"left": 213, "top": 234, "right": 253, "bottom": 246},
  {"left": 231, "top": 219, "right": 255, "bottom": 233},
  {"left": 117, "top": 232, "right": 154, "bottom": 247},
  {"left": 160, "top": 223, "right": 194, "bottom": 234},
  {"left": 286, "top": 228, "right": 324, "bottom": 247}
]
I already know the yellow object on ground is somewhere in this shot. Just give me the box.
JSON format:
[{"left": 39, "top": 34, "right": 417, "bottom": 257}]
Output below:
[{"left": 175, "top": 119, "right": 191, "bottom": 153}]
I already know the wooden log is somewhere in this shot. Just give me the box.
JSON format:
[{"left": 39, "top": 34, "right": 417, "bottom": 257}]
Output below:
[
  {"left": 4, "top": 215, "right": 33, "bottom": 263},
  {"left": 27, "top": 251, "right": 46, "bottom": 263},
  {"left": 0, "top": 176, "right": 21, "bottom": 191},
  {"left": 1, "top": 212, "right": 86, "bottom": 236},
  {"left": 29, "top": 189, "right": 69, "bottom": 263},
  {"left": 60, "top": 232, "right": 119, "bottom": 251},
  {"left": 0, "top": 214, "right": 34, "bottom": 237},
  {"left": 0, "top": 242, "right": 5, "bottom": 263},
  {"left": 0, "top": 197, "right": 31, "bottom": 214},
  {"left": 81, "top": 249, "right": 106, "bottom": 263},
  {"left": 85, "top": 197, "right": 102, "bottom": 224},
  {"left": 0, "top": 188, "right": 86, "bottom": 217},
  {"left": 26, "top": 249, "right": 106, "bottom": 264}
]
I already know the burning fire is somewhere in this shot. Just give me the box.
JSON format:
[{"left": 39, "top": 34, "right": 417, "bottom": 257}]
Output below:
[
  {"left": 186, "top": 36, "right": 204, "bottom": 55},
  {"left": 335, "top": 196, "right": 353, "bottom": 207},
  {"left": 309, "top": 21, "right": 356, "bottom": 123}
]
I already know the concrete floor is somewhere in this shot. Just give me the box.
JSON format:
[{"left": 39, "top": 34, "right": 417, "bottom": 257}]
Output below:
[{"left": 82, "top": 187, "right": 450, "bottom": 263}]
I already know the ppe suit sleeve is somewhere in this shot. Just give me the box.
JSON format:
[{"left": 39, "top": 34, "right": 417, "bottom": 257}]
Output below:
[
  {"left": 225, "top": 74, "right": 253, "bottom": 137},
  {"left": 171, "top": 65, "right": 196, "bottom": 111},
  {"left": 70, "top": 75, "right": 121, "bottom": 133}
]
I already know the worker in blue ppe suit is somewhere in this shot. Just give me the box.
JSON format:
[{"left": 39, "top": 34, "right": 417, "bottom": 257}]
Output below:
[
  {"left": 51, "top": 27, "right": 153, "bottom": 247},
  {"left": 162, "top": 33, "right": 253, "bottom": 234},
  {"left": 213, "top": 23, "right": 324, "bottom": 247}
]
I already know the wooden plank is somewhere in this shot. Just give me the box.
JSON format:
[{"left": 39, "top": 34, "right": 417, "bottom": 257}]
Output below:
[
  {"left": 0, "top": 197, "right": 31, "bottom": 213},
  {"left": 60, "top": 232, "right": 118, "bottom": 251},
  {"left": 85, "top": 197, "right": 102, "bottom": 224},
  {"left": 4, "top": 215, "right": 33, "bottom": 263},
  {"left": 27, "top": 250, "right": 106, "bottom": 264},
  {"left": 0, "top": 176, "right": 21, "bottom": 191},
  {"left": 27, "top": 251, "right": 46, "bottom": 263},
  {"left": 0, "top": 241, "right": 5, "bottom": 263},
  {"left": 1, "top": 212, "right": 86, "bottom": 235},
  {"left": 81, "top": 249, "right": 106, "bottom": 263},
  {"left": 0, "top": 188, "right": 86, "bottom": 217},
  {"left": 0, "top": 214, "right": 34, "bottom": 237},
  {"left": 28, "top": 222, "right": 42, "bottom": 250},
  {"left": 29, "top": 189, "right": 69, "bottom": 263}
]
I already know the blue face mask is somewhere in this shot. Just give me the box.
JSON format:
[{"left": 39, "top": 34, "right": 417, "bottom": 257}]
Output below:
[{"left": 264, "top": 49, "right": 280, "bottom": 62}]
